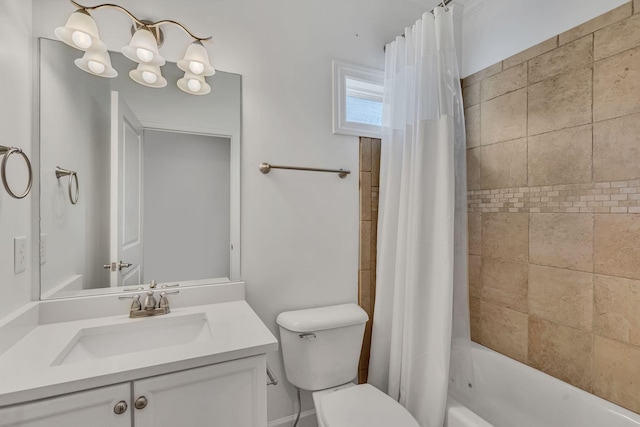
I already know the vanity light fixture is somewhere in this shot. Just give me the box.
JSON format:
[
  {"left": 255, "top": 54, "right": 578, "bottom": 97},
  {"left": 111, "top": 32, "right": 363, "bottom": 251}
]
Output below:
[{"left": 55, "top": 0, "right": 214, "bottom": 94}]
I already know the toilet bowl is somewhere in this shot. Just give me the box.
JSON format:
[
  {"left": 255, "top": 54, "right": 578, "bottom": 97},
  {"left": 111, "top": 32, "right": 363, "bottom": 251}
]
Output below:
[
  {"left": 276, "top": 304, "right": 419, "bottom": 427},
  {"left": 313, "top": 383, "right": 419, "bottom": 427}
]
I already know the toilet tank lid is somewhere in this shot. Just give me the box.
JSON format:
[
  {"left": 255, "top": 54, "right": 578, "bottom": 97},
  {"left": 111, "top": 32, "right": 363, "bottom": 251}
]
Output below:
[{"left": 277, "top": 303, "right": 369, "bottom": 333}]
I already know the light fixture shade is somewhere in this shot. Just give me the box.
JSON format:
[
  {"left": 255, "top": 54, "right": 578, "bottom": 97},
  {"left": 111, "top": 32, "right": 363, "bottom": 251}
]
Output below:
[
  {"left": 55, "top": 10, "right": 107, "bottom": 53},
  {"left": 177, "top": 42, "right": 215, "bottom": 76},
  {"left": 129, "top": 63, "right": 167, "bottom": 88},
  {"left": 177, "top": 72, "right": 211, "bottom": 95},
  {"left": 74, "top": 51, "right": 118, "bottom": 78},
  {"left": 122, "top": 28, "right": 165, "bottom": 66}
]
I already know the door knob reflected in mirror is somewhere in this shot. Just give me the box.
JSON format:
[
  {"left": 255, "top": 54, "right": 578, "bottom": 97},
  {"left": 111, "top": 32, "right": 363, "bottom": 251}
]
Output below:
[
  {"left": 118, "top": 261, "right": 132, "bottom": 270},
  {"left": 102, "top": 261, "right": 133, "bottom": 271}
]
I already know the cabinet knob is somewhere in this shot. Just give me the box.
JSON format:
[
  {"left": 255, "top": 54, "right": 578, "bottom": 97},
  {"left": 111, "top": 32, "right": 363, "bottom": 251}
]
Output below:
[
  {"left": 113, "top": 400, "right": 128, "bottom": 415},
  {"left": 134, "top": 396, "right": 148, "bottom": 410}
]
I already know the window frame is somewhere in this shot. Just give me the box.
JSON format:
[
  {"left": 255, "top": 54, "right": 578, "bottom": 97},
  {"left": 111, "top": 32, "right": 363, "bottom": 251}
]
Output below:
[{"left": 332, "top": 60, "right": 384, "bottom": 138}]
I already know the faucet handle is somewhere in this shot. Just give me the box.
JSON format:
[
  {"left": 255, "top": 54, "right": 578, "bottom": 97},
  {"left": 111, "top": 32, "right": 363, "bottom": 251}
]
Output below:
[
  {"left": 118, "top": 294, "right": 141, "bottom": 311},
  {"left": 158, "top": 290, "right": 179, "bottom": 311}
]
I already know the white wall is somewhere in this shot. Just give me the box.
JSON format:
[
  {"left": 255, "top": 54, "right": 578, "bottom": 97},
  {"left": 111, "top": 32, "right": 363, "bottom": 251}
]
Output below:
[
  {"left": 461, "top": 0, "right": 629, "bottom": 77},
  {"left": 0, "top": 0, "right": 32, "bottom": 316},
  {"left": 143, "top": 131, "right": 230, "bottom": 282}
]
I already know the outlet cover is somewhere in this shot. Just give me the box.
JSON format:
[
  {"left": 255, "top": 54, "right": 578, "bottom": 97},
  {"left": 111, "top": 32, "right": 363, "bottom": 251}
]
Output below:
[{"left": 14, "top": 236, "right": 27, "bottom": 274}]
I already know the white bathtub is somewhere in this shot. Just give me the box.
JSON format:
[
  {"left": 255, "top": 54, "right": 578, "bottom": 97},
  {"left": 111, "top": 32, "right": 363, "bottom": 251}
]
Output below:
[{"left": 445, "top": 342, "right": 640, "bottom": 427}]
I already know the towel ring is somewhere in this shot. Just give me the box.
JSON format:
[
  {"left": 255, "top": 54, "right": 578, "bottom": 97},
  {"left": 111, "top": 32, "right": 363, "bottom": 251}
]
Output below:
[
  {"left": 55, "top": 166, "right": 79, "bottom": 205},
  {"left": 0, "top": 146, "right": 33, "bottom": 199}
]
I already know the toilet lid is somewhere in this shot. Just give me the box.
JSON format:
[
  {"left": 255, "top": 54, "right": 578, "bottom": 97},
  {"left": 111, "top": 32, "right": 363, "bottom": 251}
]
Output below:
[{"left": 320, "top": 384, "right": 419, "bottom": 427}]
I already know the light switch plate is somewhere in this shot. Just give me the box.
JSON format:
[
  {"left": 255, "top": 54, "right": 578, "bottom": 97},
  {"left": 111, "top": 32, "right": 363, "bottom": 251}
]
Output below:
[{"left": 14, "top": 236, "right": 27, "bottom": 274}]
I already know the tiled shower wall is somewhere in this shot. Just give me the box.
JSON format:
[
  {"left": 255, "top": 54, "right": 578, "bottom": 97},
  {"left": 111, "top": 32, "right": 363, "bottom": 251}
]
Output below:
[
  {"left": 358, "top": 137, "right": 381, "bottom": 383},
  {"left": 464, "top": 2, "right": 640, "bottom": 414}
]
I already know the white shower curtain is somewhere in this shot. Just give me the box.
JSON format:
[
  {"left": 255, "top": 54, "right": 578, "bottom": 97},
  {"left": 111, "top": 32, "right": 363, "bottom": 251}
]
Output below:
[{"left": 368, "top": 6, "right": 471, "bottom": 427}]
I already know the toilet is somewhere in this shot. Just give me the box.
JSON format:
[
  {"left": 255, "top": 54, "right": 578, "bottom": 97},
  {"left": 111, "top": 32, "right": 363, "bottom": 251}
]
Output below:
[{"left": 277, "top": 303, "right": 419, "bottom": 427}]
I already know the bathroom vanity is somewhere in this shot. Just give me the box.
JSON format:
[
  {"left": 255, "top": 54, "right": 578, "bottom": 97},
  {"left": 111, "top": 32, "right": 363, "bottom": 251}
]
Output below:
[{"left": 0, "top": 282, "right": 278, "bottom": 426}]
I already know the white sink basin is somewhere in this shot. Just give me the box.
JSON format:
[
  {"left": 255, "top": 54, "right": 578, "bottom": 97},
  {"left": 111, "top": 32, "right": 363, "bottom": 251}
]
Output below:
[{"left": 52, "top": 313, "right": 212, "bottom": 365}]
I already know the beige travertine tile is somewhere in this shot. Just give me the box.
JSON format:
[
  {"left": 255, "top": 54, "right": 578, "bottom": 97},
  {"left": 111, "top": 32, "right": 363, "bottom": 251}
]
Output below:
[
  {"left": 462, "top": 82, "right": 480, "bottom": 107},
  {"left": 465, "top": 105, "right": 480, "bottom": 148},
  {"left": 481, "top": 257, "right": 528, "bottom": 312},
  {"left": 560, "top": 3, "right": 632, "bottom": 45},
  {"left": 360, "top": 138, "right": 372, "bottom": 172},
  {"left": 503, "top": 37, "right": 558, "bottom": 69},
  {"left": 469, "top": 255, "right": 481, "bottom": 299},
  {"left": 595, "top": 13, "right": 640, "bottom": 60},
  {"left": 468, "top": 212, "right": 481, "bottom": 256},
  {"left": 594, "top": 46, "right": 640, "bottom": 122},
  {"left": 528, "top": 125, "right": 592, "bottom": 186},
  {"left": 370, "top": 219, "right": 378, "bottom": 268},
  {"left": 530, "top": 213, "right": 594, "bottom": 272},
  {"left": 594, "top": 274, "right": 640, "bottom": 346},
  {"left": 482, "top": 212, "right": 529, "bottom": 263},
  {"left": 359, "top": 270, "right": 372, "bottom": 316},
  {"left": 481, "top": 62, "right": 527, "bottom": 102},
  {"left": 529, "top": 265, "right": 594, "bottom": 331},
  {"left": 359, "top": 220, "right": 371, "bottom": 270},
  {"left": 463, "top": 62, "right": 503, "bottom": 88},
  {"left": 594, "top": 113, "right": 640, "bottom": 182},
  {"left": 594, "top": 214, "right": 640, "bottom": 279},
  {"left": 481, "top": 89, "right": 527, "bottom": 145},
  {"left": 593, "top": 336, "right": 640, "bottom": 413},
  {"left": 480, "top": 301, "right": 528, "bottom": 363},
  {"left": 480, "top": 139, "right": 527, "bottom": 189},
  {"left": 360, "top": 172, "right": 371, "bottom": 221},
  {"left": 636, "top": 0, "right": 640, "bottom": 14},
  {"left": 371, "top": 138, "right": 381, "bottom": 187},
  {"left": 528, "top": 67, "right": 592, "bottom": 136},
  {"left": 529, "top": 316, "right": 593, "bottom": 392},
  {"left": 467, "top": 148, "right": 481, "bottom": 191},
  {"left": 470, "top": 297, "right": 481, "bottom": 343},
  {"left": 529, "top": 36, "right": 593, "bottom": 84}
]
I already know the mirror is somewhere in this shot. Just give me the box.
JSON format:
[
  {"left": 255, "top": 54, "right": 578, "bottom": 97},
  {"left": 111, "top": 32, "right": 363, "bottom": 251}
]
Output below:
[{"left": 39, "top": 38, "right": 241, "bottom": 299}]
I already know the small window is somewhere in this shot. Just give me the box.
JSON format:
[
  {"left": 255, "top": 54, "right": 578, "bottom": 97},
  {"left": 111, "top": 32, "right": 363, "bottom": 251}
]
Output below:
[{"left": 333, "top": 61, "right": 383, "bottom": 138}]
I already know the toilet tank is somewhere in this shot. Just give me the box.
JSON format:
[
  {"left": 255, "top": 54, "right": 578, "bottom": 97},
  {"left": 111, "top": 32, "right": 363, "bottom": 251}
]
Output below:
[{"left": 277, "top": 304, "right": 369, "bottom": 391}]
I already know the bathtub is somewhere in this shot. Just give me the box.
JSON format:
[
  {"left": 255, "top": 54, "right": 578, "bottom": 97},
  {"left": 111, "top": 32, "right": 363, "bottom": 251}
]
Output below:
[{"left": 445, "top": 342, "right": 640, "bottom": 427}]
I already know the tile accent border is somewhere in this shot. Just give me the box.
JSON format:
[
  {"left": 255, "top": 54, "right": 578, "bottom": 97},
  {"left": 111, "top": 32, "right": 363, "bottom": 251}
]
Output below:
[{"left": 468, "top": 180, "right": 640, "bottom": 214}]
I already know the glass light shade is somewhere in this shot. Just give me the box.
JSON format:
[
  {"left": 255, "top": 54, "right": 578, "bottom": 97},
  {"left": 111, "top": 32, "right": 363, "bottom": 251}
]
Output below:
[
  {"left": 74, "top": 51, "right": 118, "bottom": 78},
  {"left": 129, "top": 63, "right": 167, "bottom": 88},
  {"left": 177, "top": 72, "right": 211, "bottom": 95},
  {"left": 177, "top": 42, "right": 215, "bottom": 76},
  {"left": 122, "top": 28, "right": 165, "bottom": 66},
  {"left": 55, "top": 10, "right": 107, "bottom": 53}
]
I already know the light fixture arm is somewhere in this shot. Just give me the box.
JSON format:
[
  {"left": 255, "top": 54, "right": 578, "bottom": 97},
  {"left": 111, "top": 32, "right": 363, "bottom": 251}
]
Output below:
[{"left": 69, "top": 0, "right": 212, "bottom": 42}]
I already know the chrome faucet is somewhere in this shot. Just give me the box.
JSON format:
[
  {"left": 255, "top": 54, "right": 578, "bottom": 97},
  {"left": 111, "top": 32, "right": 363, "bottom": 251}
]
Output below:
[{"left": 119, "top": 281, "right": 179, "bottom": 318}]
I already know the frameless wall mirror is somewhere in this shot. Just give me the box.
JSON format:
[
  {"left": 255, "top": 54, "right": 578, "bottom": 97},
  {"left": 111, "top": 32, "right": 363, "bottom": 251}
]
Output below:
[{"left": 38, "top": 38, "right": 241, "bottom": 299}]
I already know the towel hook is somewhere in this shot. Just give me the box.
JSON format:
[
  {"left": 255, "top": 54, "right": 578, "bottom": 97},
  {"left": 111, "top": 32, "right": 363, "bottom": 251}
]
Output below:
[
  {"left": 0, "top": 145, "right": 33, "bottom": 199},
  {"left": 55, "top": 166, "right": 80, "bottom": 205}
]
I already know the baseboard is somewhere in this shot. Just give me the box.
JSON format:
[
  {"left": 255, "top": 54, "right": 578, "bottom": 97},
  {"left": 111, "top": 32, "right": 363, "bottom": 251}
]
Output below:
[{"left": 268, "top": 409, "right": 317, "bottom": 427}]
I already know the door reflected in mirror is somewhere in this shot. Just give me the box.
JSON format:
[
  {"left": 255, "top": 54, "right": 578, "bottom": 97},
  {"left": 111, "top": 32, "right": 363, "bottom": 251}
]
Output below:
[{"left": 39, "top": 38, "right": 240, "bottom": 299}]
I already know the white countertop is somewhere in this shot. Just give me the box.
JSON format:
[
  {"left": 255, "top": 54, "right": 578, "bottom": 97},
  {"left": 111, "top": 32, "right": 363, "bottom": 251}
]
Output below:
[{"left": 0, "top": 298, "right": 278, "bottom": 407}]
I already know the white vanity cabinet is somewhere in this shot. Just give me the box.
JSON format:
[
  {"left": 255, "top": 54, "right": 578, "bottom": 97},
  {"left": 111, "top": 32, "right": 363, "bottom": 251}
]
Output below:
[{"left": 0, "top": 355, "right": 267, "bottom": 427}]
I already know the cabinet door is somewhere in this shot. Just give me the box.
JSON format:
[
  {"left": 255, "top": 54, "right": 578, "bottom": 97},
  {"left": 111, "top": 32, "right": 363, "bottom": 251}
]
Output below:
[
  {"left": 0, "top": 383, "right": 130, "bottom": 427},
  {"left": 133, "top": 355, "right": 267, "bottom": 427}
]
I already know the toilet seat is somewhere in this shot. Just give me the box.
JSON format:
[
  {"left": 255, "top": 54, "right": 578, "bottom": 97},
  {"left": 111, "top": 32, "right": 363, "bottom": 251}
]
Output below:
[{"left": 319, "top": 384, "right": 419, "bottom": 427}]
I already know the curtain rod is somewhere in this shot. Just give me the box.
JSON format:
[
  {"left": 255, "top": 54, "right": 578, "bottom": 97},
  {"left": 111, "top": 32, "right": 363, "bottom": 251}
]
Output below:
[{"left": 384, "top": 0, "right": 453, "bottom": 51}]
